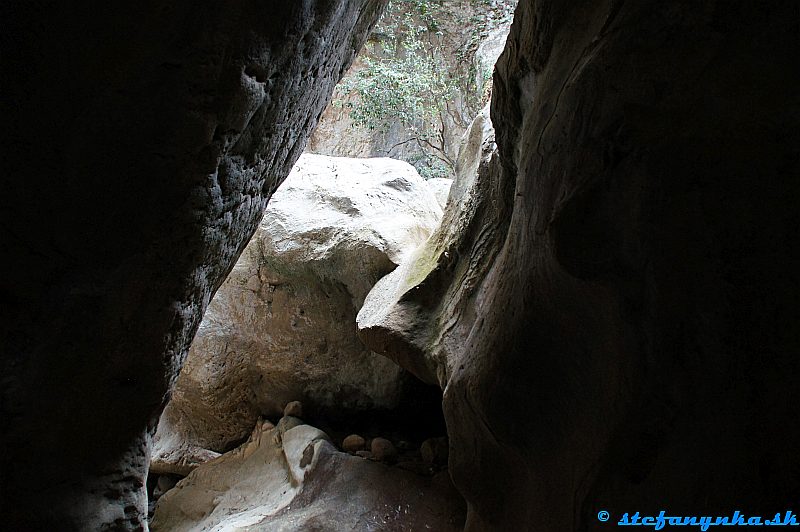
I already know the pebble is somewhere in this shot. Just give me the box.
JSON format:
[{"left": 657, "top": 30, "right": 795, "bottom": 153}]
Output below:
[
  {"left": 370, "top": 437, "right": 398, "bottom": 462},
  {"left": 342, "top": 434, "right": 366, "bottom": 453},
  {"left": 283, "top": 401, "right": 303, "bottom": 418}
]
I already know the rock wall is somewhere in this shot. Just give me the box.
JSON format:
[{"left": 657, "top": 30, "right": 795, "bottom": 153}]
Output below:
[
  {"left": 361, "top": 1, "right": 800, "bottom": 530},
  {"left": 357, "top": 102, "right": 508, "bottom": 387},
  {"left": 4, "top": 0, "right": 799, "bottom": 530},
  {"left": 152, "top": 154, "right": 443, "bottom": 474},
  {"left": 0, "top": 1, "right": 386, "bottom": 529}
]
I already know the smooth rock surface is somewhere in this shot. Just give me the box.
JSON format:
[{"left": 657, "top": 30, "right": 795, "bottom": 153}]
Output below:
[
  {"left": 426, "top": 177, "right": 454, "bottom": 210},
  {"left": 0, "top": 2, "right": 387, "bottom": 528},
  {"left": 151, "top": 418, "right": 465, "bottom": 531},
  {"left": 357, "top": 102, "right": 502, "bottom": 386},
  {"left": 370, "top": 437, "right": 398, "bottom": 462},
  {"left": 342, "top": 434, "right": 366, "bottom": 453},
  {"left": 362, "top": 1, "right": 800, "bottom": 530},
  {"left": 152, "top": 153, "right": 443, "bottom": 473}
]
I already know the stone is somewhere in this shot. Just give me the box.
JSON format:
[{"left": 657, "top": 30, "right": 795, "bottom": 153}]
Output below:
[
  {"left": 361, "top": 1, "right": 800, "bottom": 529},
  {"left": 421, "top": 437, "right": 449, "bottom": 467},
  {"left": 425, "top": 178, "right": 454, "bottom": 209},
  {"left": 355, "top": 451, "right": 374, "bottom": 460},
  {"left": 357, "top": 102, "right": 499, "bottom": 386},
  {"left": 283, "top": 401, "right": 303, "bottom": 418},
  {"left": 258, "top": 418, "right": 275, "bottom": 432},
  {"left": 276, "top": 416, "right": 306, "bottom": 441},
  {"left": 152, "top": 153, "right": 443, "bottom": 471},
  {"left": 370, "top": 438, "right": 398, "bottom": 462},
  {"left": 150, "top": 420, "right": 464, "bottom": 531},
  {"left": 150, "top": 445, "right": 221, "bottom": 478},
  {"left": 342, "top": 434, "right": 366, "bottom": 453},
  {"left": 1, "top": 1, "right": 388, "bottom": 528},
  {"left": 6, "top": 1, "right": 800, "bottom": 530}
]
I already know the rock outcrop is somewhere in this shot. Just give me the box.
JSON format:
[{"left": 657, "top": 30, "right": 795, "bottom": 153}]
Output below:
[
  {"left": 151, "top": 416, "right": 465, "bottom": 531},
  {"left": 361, "top": 1, "right": 800, "bottom": 530},
  {"left": 357, "top": 102, "right": 505, "bottom": 386},
  {"left": 152, "top": 154, "right": 442, "bottom": 474},
  {"left": 0, "top": 1, "right": 387, "bottom": 528}
]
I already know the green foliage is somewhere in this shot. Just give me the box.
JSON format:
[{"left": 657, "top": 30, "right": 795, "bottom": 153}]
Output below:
[
  {"left": 343, "top": 38, "right": 454, "bottom": 135},
  {"left": 338, "top": 0, "right": 457, "bottom": 178},
  {"left": 412, "top": 153, "right": 452, "bottom": 180},
  {"left": 335, "top": 0, "right": 517, "bottom": 179}
]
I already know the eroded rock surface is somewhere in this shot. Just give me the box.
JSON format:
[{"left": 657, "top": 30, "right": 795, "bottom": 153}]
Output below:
[
  {"left": 151, "top": 417, "right": 465, "bottom": 531},
  {"left": 360, "top": 1, "right": 800, "bottom": 530},
  {"left": 152, "top": 154, "right": 442, "bottom": 475},
  {"left": 0, "top": 1, "right": 387, "bottom": 528},
  {"left": 358, "top": 102, "right": 506, "bottom": 386},
  {"left": 5, "top": 0, "right": 799, "bottom": 530}
]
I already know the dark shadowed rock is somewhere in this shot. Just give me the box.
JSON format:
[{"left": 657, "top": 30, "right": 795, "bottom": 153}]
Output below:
[
  {"left": 359, "top": 1, "right": 800, "bottom": 530},
  {"left": 343, "top": 434, "right": 367, "bottom": 453},
  {"left": 283, "top": 401, "right": 304, "bottom": 418},
  {"left": 421, "top": 437, "right": 449, "bottom": 467},
  {"left": 370, "top": 437, "right": 398, "bottom": 462},
  {"left": 0, "top": 1, "right": 387, "bottom": 528}
]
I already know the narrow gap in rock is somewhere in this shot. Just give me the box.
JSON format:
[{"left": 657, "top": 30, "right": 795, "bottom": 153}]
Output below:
[{"left": 149, "top": 2, "right": 517, "bottom": 529}]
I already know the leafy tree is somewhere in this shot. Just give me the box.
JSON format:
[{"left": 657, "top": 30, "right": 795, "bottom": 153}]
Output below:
[
  {"left": 336, "top": 0, "right": 515, "bottom": 179},
  {"left": 337, "top": 1, "right": 459, "bottom": 179}
]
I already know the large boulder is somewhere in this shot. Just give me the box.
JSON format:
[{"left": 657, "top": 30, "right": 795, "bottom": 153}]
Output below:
[
  {"left": 152, "top": 154, "right": 443, "bottom": 474},
  {"left": 0, "top": 2, "right": 387, "bottom": 528},
  {"left": 151, "top": 417, "right": 465, "bottom": 531},
  {"left": 362, "top": 1, "right": 800, "bottom": 530}
]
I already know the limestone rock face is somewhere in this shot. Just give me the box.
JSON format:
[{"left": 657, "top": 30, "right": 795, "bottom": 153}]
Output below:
[
  {"left": 150, "top": 418, "right": 465, "bottom": 531},
  {"left": 474, "top": 22, "right": 513, "bottom": 93},
  {"left": 360, "top": 1, "right": 800, "bottom": 530},
  {"left": 152, "top": 154, "right": 442, "bottom": 474},
  {"left": 357, "top": 102, "right": 504, "bottom": 386},
  {"left": 425, "top": 177, "right": 454, "bottom": 210},
  {"left": 0, "top": 2, "right": 387, "bottom": 529}
]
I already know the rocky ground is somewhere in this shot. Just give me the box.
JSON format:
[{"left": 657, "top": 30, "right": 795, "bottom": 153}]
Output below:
[{"left": 150, "top": 401, "right": 464, "bottom": 530}]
